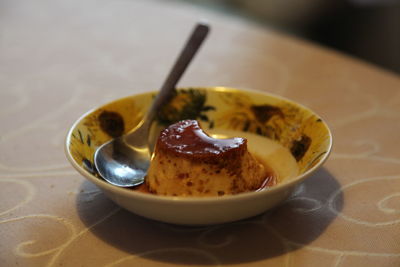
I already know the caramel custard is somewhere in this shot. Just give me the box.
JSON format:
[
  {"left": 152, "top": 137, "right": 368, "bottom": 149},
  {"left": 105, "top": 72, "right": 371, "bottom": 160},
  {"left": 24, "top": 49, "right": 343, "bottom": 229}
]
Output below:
[{"left": 144, "top": 120, "right": 276, "bottom": 196}]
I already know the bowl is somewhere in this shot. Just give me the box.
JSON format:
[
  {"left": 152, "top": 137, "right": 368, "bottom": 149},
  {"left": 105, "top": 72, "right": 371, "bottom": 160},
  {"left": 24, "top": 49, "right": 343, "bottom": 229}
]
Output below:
[{"left": 65, "top": 87, "right": 332, "bottom": 225}]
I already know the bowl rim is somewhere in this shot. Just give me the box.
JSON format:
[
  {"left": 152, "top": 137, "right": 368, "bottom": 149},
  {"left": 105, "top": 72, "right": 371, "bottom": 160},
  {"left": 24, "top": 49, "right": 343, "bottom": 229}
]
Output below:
[{"left": 65, "top": 86, "right": 333, "bottom": 204}]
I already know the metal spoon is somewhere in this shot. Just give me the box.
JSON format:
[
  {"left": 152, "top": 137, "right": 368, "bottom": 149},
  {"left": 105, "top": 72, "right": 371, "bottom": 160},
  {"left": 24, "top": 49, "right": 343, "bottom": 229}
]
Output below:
[{"left": 94, "top": 23, "right": 210, "bottom": 187}]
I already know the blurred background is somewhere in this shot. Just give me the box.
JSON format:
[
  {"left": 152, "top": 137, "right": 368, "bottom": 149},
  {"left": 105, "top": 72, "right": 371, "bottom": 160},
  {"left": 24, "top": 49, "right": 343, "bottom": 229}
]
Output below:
[{"left": 174, "top": 0, "right": 400, "bottom": 74}]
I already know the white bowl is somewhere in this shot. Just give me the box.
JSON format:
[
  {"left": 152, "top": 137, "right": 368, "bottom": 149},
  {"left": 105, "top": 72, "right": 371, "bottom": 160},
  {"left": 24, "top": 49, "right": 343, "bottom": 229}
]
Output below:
[{"left": 65, "top": 87, "right": 332, "bottom": 225}]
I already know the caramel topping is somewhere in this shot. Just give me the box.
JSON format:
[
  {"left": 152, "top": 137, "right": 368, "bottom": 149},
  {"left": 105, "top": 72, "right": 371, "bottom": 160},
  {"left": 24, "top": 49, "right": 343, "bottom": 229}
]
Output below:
[{"left": 157, "top": 120, "right": 246, "bottom": 159}]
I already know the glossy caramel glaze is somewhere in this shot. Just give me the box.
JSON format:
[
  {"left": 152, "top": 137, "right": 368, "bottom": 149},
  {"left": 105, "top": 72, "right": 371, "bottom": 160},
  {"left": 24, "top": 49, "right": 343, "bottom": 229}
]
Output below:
[{"left": 157, "top": 120, "right": 246, "bottom": 160}]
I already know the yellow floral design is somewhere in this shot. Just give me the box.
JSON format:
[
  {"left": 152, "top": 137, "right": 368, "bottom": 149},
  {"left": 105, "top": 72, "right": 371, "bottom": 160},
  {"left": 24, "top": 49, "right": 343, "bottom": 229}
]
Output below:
[
  {"left": 67, "top": 88, "right": 331, "bottom": 177},
  {"left": 214, "top": 90, "right": 331, "bottom": 172},
  {"left": 68, "top": 97, "right": 144, "bottom": 174}
]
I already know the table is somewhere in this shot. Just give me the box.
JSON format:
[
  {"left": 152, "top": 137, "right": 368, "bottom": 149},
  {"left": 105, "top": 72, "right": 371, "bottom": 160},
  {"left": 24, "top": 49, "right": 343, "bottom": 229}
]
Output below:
[{"left": 1, "top": 0, "right": 399, "bottom": 266}]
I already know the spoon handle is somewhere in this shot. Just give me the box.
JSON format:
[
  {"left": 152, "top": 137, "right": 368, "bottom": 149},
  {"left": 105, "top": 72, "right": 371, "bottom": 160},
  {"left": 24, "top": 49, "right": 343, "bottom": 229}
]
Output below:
[{"left": 146, "top": 22, "right": 210, "bottom": 122}]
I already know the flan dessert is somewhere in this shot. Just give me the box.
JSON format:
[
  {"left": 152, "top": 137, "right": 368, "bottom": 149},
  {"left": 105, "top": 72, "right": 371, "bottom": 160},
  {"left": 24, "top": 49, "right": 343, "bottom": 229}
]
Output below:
[{"left": 146, "top": 120, "right": 273, "bottom": 196}]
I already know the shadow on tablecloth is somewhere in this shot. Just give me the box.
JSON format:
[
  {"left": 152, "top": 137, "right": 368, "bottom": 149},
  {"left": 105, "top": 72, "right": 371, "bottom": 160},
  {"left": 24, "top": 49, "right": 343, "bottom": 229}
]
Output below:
[{"left": 77, "top": 167, "right": 342, "bottom": 265}]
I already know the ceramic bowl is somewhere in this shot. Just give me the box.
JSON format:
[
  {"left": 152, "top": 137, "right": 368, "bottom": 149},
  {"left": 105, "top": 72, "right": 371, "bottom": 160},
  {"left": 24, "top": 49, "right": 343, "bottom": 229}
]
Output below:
[{"left": 65, "top": 87, "right": 332, "bottom": 225}]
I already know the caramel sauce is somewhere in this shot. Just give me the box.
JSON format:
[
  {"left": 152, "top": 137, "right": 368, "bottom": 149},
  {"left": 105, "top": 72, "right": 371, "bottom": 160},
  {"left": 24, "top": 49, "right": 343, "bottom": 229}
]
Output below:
[
  {"left": 157, "top": 120, "right": 245, "bottom": 159},
  {"left": 252, "top": 154, "right": 278, "bottom": 191},
  {"left": 254, "top": 155, "right": 277, "bottom": 191},
  {"left": 134, "top": 183, "right": 151, "bottom": 193}
]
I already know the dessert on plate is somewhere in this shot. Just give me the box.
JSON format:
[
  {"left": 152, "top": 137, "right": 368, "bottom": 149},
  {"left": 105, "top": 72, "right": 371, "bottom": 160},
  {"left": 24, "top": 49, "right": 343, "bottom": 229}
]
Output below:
[{"left": 145, "top": 120, "right": 274, "bottom": 196}]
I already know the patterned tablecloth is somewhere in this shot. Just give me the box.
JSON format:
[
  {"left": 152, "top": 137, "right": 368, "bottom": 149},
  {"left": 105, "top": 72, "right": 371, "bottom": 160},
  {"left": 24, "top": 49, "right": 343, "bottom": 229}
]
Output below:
[{"left": 1, "top": 0, "right": 399, "bottom": 266}]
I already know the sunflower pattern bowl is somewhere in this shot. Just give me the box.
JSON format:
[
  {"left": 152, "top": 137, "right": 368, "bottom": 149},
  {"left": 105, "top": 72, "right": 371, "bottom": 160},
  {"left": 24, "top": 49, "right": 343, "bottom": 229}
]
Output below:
[{"left": 65, "top": 87, "right": 332, "bottom": 225}]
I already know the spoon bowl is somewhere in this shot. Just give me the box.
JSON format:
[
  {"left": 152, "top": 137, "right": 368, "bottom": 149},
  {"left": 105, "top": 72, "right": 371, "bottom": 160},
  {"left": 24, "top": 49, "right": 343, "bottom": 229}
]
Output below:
[
  {"left": 94, "top": 138, "right": 150, "bottom": 187},
  {"left": 94, "top": 23, "right": 209, "bottom": 187}
]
